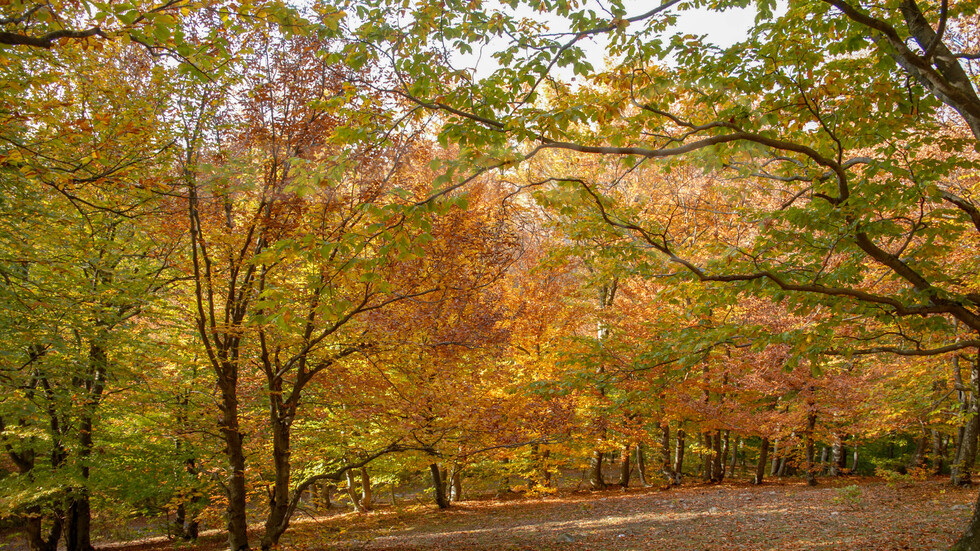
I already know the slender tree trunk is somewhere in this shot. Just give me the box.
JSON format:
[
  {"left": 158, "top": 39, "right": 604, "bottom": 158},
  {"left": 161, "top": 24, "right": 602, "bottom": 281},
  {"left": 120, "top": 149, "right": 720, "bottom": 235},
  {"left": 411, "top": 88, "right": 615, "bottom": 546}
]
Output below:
[
  {"left": 712, "top": 431, "right": 724, "bottom": 483},
  {"left": 909, "top": 426, "right": 929, "bottom": 470},
  {"left": 659, "top": 424, "right": 674, "bottom": 484},
  {"left": 542, "top": 449, "right": 552, "bottom": 487},
  {"left": 700, "top": 432, "right": 710, "bottom": 481},
  {"left": 729, "top": 435, "right": 740, "bottom": 477},
  {"left": 636, "top": 442, "right": 648, "bottom": 486},
  {"left": 319, "top": 483, "right": 333, "bottom": 511},
  {"left": 934, "top": 430, "right": 947, "bottom": 475},
  {"left": 771, "top": 438, "right": 780, "bottom": 476},
  {"left": 673, "top": 429, "right": 685, "bottom": 484},
  {"left": 588, "top": 449, "right": 606, "bottom": 490},
  {"left": 831, "top": 435, "right": 845, "bottom": 476},
  {"left": 449, "top": 465, "right": 462, "bottom": 501},
  {"left": 805, "top": 412, "right": 818, "bottom": 486},
  {"left": 430, "top": 464, "right": 449, "bottom": 509},
  {"left": 619, "top": 444, "right": 632, "bottom": 487},
  {"left": 851, "top": 447, "right": 859, "bottom": 474},
  {"left": 755, "top": 437, "right": 769, "bottom": 485}
]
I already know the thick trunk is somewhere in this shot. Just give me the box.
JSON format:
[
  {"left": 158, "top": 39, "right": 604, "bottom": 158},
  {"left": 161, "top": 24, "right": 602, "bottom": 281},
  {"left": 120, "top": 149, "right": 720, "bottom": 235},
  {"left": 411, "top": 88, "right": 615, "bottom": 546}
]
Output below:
[
  {"left": 588, "top": 449, "right": 606, "bottom": 490},
  {"left": 219, "top": 377, "right": 250, "bottom": 551},
  {"left": 805, "top": 412, "right": 818, "bottom": 486},
  {"left": 65, "top": 468, "right": 93, "bottom": 551},
  {"left": 673, "top": 429, "right": 685, "bottom": 484},
  {"left": 619, "top": 444, "right": 632, "bottom": 487},
  {"left": 360, "top": 467, "right": 373, "bottom": 509},
  {"left": 754, "top": 437, "right": 769, "bottom": 485},
  {"left": 25, "top": 510, "right": 62, "bottom": 551},
  {"left": 950, "top": 490, "right": 980, "bottom": 551},
  {"left": 346, "top": 469, "right": 365, "bottom": 512},
  {"left": 261, "top": 414, "right": 293, "bottom": 550},
  {"left": 430, "top": 463, "right": 449, "bottom": 509},
  {"left": 954, "top": 357, "right": 980, "bottom": 486}
]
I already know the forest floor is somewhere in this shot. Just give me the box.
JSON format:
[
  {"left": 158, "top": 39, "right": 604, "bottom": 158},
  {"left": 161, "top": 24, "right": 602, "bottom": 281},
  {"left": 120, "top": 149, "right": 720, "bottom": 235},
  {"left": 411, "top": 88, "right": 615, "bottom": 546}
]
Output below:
[{"left": 8, "top": 477, "right": 977, "bottom": 551}]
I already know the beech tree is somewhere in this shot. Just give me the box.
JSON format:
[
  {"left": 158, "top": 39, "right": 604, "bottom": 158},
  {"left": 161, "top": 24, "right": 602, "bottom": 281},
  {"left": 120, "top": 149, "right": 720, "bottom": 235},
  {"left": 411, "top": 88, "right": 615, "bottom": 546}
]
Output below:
[{"left": 341, "top": 0, "right": 980, "bottom": 547}]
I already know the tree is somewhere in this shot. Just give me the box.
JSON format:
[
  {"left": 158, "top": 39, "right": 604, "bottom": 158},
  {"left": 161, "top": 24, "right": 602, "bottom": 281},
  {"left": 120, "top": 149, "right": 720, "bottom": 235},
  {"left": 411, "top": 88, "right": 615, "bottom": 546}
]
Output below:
[{"left": 342, "top": 0, "right": 980, "bottom": 546}]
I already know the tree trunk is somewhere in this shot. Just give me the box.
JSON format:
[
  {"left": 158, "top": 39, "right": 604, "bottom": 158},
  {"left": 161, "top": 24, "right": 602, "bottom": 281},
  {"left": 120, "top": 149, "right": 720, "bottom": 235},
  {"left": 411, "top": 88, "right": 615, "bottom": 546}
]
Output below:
[
  {"left": 729, "top": 435, "right": 740, "bottom": 477},
  {"left": 219, "top": 376, "right": 250, "bottom": 551},
  {"left": 700, "top": 432, "right": 711, "bottom": 481},
  {"left": 319, "top": 482, "right": 333, "bottom": 510},
  {"left": 619, "top": 444, "right": 632, "bottom": 487},
  {"left": 449, "top": 466, "right": 462, "bottom": 501},
  {"left": 346, "top": 469, "right": 365, "bottom": 512},
  {"left": 770, "top": 438, "right": 780, "bottom": 476},
  {"left": 430, "top": 463, "right": 449, "bottom": 509},
  {"left": 851, "top": 447, "right": 859, "bottom": 474},
  {"left": 360, "top": 467, "right": 373, "bottom": 509},
  {"left": 954, "top": 356, "right": 980, "bottom": 486},
  {"left": 636, "top": 442, "right": 648, "bottom": 486},
  {"left": 909, "top": 426, "right": 929, "bottom": 470},
  {"left": 659, "top": 424, "right": 674, "bottom": 484},
  {"left": 712, "top": 431, "right": 724, "bottom": 483},
  {"left": 24, "top": 511, "right": 62, "bottom": 551},
  {"left": 831, "top": 435, "right": 845, "bottom": 476},
  {"left": 755, "top": 437, "right": 769, "bottom": 485},
  {"left": 588, "top": 449, "right": 606, "bottom": 490},
  {"left": 950, "top": 489, "right": 980, "bottom": 551},
  {"left": 934, "top": 430, "right": 947, "bottom": 475},
  {"left": 261, "top": 412, "right": 294, "bottom": 550},
  {"left": 805, "top": 412, "right": 818, "bottom": 486},
  {"left": 673, "top": 429, "right": 685, "bottom": 484},
  {"left": 65, "top": 480, "right": 92, "bottom": 551}
]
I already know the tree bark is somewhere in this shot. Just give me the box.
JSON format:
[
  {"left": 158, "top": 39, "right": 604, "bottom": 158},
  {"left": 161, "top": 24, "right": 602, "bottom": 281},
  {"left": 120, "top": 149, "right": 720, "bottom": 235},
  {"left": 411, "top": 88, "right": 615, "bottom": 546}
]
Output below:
[
  {"left": 636, "top": 442, "right": 648, "bottom": 486},
  {"left": 619, "top": 444, "right": 632, "bottom": 487},
  {"left": 673, "top": 429, "right": 685, "bottom": 484},
  {"left": 711, "top": 431, "right": 724, "bottom": 483},
  {"left": 934, "top": 430, "right": 947, "bottom": 475},
  {"left": 831, "top": 435, "right": 845, "bottom": 476},
  {"left": 954, "top": 356, "right": 980, "bottom": 485},
  {"left": 659, "top": 424, "right": 674, "bottom": 484},
  {"left": 755, "top": 437, "right": 769, "bottom": 485},
  {"left": 430, "top": 464, "right": 449, "bottom": 509},
  {"left": 449, "top": 465, "right": 462, "bottom": 501},
  {"left": 346, "top": 469, "right": 366, "bottom": 512},
  {"left": 951, "top": 489, "right": 980, "bottom": 551},
  {"left": 360, "top": 467, "right": 373, "bottom": 509},
  {"left": 588, "top": 449, "right": 606, "bottom": 490},
  {"left": 771, "top": 438, "right": 780, "bottom": 476},
  {"left": 805, "top": 412, "right": 818, "bottom": 486}
]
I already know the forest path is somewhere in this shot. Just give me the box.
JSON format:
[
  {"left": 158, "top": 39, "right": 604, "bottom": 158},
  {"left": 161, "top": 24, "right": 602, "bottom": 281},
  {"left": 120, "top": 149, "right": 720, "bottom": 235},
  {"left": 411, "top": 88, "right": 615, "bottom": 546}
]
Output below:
[{"left": 277, "top": 477, "right": 974, "bottom": 551}]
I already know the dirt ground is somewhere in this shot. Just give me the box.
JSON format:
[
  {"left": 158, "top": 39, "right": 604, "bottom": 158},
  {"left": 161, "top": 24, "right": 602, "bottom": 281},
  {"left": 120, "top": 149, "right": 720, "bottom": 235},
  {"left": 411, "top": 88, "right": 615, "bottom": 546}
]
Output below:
[{"left": 5, "top": 477, "right": 977, "bottom": 551}]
